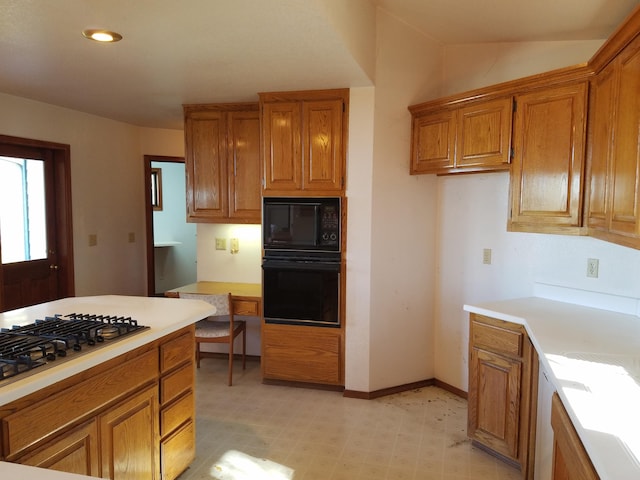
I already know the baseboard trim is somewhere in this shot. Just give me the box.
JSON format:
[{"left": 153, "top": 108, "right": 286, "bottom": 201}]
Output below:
[
  {"left": 343, "top": 378, "right": 467, "bottom": 400},
  {"left": 262, "top": 378, "right": 345, "bottom": 392}
]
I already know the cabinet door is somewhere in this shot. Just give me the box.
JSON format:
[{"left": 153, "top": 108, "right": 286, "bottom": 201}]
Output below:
[
  {"left": 303, "top": 99, "right": 344, "bottom": 191},
  {"left": 227, "top": 110, "right": 261, "bottom": 222},
  {"left": 551, "top": 393, "right": 599, "bottom": 480},
  {"left": 457, "top": 97, "right": 512, "bottom": 169},
  {"left": 586, "top": 61, "right": 618, "bottom": 233},
  {"left": 18, "top": 420, "right": 100, "bottom": 477},
  {"left": 410, "top": 109, "right": 456, "bottom": 174},
  {"left": 509, "top": 82, "right": 587, "bottom": 233},
  {"left": 468, "top": 346, "right": 522, "bottom": 460},
  {"left": 262, "top": 101, "right": 302, "bottom": 192},
  {"left": 609, "top": 36, "right": 640, "bottom": 238},
  {"left": 185, "top": 110, "right": 228, "bottom": 221},
  {"left": 100, "top": 386, "right": 159, "bottom": 480},
  {"left": 262, "top": 323, "right": 343, "bottom": 385}
]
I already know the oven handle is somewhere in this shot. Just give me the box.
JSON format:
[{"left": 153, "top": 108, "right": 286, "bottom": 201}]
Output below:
[{"left": 262, "top": 258, "right": 341, "bottom": 272}]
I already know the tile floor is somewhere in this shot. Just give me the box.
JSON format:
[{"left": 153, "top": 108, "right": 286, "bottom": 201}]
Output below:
[{"left": 178, "top": 358, "right": 522, "bottom": 480}]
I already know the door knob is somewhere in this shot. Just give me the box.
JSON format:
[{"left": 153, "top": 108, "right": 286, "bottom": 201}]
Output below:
[{"left": 50, "top": 265, "right": 59, "bottom": 270}]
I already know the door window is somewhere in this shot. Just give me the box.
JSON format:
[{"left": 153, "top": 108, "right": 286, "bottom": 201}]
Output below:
[{"left": 0, "top": 156, "right": 47, "bottom": 263}]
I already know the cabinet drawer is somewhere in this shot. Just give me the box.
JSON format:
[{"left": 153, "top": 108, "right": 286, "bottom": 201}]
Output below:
[
  {"left": 160, "top": 328, "right": 194, "bottom": 374},
  {"left": 160, "top": 363, "right": 194, "bottom": 405},
  {"left": 161, "top": 420, "right": 195, "bottom": 480},
  {"left": 161, "top": 391, "right": 194, "bottom": 437},
  {"left": 472, "top": 319, "right": 523, "bottom": 357},
  {"left": 232, "top": 299, "right": 259, "bottom": 316}
]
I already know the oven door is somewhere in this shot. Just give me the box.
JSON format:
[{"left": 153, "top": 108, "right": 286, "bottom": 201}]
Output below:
[{"left": 262, "top": 257, "right": 340, "bottom": 327}]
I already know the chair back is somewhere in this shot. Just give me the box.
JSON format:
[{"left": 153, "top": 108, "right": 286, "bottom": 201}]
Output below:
[{"left": 178, "top": 292, "right": 230, "bottom": 317}]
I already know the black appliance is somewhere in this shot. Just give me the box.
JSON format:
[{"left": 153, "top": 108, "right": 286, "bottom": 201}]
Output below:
[
  {"left": 0, "top": 313, "right": 148, "bottom": 382},
  {"left": 263, "top": 197, "right": 340, "bottom": 253},
  {"left": 262, "top": 254, "right": 341, "bottom": 327},
  {"left": 262, "top": 197, "right": 343, "bottom": 327}
]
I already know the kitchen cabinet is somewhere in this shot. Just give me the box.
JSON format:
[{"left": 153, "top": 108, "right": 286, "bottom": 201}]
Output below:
[
  {"left": 467, "top": 313, "right": 537, "bottom": 477},
  {"left": 586, "top": 33, "right": 640, "bottom": 249},
  {"left": 508, "top": 81, "right": 588, "bottom": 234},
  {"left": 260, "top": 89, "right": 348, "bottom": 195},
  {"left": 409, "top": 97, "right": 513, "bottom": 175},
  {"left": 262, "top": 323, "right": 343, "bottom": 386},
  {"left": 0, "top": 325, "right": 196, "bottom": 480},
  {"left": 184, "top": 104, "right": 261, "bottom": 223},
  {"left": 550, "top": 393, "right": 599, "bottom": 480}
]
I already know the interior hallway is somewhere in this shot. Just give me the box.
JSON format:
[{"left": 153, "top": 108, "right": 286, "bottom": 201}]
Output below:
[{"left": 178, "top": 358, "right": 521, "bottom": 480}]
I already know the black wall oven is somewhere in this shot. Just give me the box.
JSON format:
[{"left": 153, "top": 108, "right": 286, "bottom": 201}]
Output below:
[{"left": 262, "top": 197, "right": 343, "bottom": 328}]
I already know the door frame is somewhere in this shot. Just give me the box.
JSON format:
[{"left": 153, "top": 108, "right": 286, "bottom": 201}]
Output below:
[
  {"left": 144, "top": 155, "right": 185, "bottom": 297},
  {"left": 0, "top": 134, "right": 74, "bottom": 310}
]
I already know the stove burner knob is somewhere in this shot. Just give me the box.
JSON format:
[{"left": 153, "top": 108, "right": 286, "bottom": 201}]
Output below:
[
  {"left": 88, "top": 339, "right": 96, "bottom": 346},
  {"left": 73, "top": 344, "right": 82, "bottom": 352},
  {"left": 57, "top": 349, "right": 67, "bottom": 357},
  {"left": 46, "top": 353, "right": 56, "bottom": 361},
  {"left": 96, "top": 336, "right": 104, "bottom": 343}
]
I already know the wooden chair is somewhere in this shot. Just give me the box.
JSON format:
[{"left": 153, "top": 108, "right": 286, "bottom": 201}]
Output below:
[{"left": 179, "top": 292, "right": 246, "bottom": 386}]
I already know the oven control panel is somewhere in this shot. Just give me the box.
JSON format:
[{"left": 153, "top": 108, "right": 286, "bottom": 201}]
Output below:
[{"left": 320, "top": 205, "right": 340, "bottom": 245}]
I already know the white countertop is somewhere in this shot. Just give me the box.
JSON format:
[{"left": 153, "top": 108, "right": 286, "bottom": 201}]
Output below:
[
  {"left": 0, "top": 295, "right": 215, "bottom": 407},
  {"left": 464, "top": 297, "right": 640, "bottom": 480},
  {"left": 0, "top": 461, "right": 100, "bottom": 479}
]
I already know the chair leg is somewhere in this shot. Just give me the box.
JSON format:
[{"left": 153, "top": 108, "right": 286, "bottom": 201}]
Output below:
[
  {"left": 242, "top": 326, "right": 246, "bottom": 370},
  {"left": 228, "top": 336, "right": 234, "bottom": 387}
]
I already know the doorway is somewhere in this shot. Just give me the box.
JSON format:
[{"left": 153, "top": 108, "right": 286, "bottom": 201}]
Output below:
[
  {"left": 0, "top": 135, "right": 74, "bottom": 312},
  {"left": 144, "top": 155, "right": 197, "bottom": 296}
]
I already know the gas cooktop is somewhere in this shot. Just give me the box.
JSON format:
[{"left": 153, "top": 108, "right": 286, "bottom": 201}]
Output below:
[{"left": 0, "top": 313, "right": 148, "bottom": 382}]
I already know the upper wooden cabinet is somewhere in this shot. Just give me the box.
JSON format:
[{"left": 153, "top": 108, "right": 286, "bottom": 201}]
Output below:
[
  {"left": 183, "top": 104, "right": 261, "bottom": 223},
  {"left": 410, "top": 97, "right": 513, "bottom": 174},
  {"left": 586, "top": 33, "right": 640, "bottom": 249},
  {"left": 260, "top": 89, "right": 348, "bottom": 195},
  {"left": 508, "top": 82, "right": 588, "bottom": 234}
]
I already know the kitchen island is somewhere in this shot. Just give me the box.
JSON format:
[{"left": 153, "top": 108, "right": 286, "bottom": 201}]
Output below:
[
  {"left": 465, "top": 297, "right": 640, "bottom": 480},
  {"left": 0, "top": 295, "right": 214, "bottom": 479}
]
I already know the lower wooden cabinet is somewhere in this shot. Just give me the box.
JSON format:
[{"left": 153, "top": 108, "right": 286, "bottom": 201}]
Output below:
[
  {"left": 551, "top": 393, "right": 599, "bottom": 480},
  {"left": 262, "top": 323, "right": 343, "bottom": 386},
  {"left": 99, "top": 386, "right": 159, "bottom": 480},
  {"left": 17, "top": 420, "right": 100, "bottom": 476},
  {"left": 468, "top": 314, "right": 537, "bottom": 478},
  {"left": 0, "top": 325, "right": 196, "bottom": 480}
]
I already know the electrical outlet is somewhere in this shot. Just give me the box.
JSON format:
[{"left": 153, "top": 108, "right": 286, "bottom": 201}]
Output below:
[
  {"left": 230, "top": 238, "right": 239, "bottom": 254},
  {"left": 587, "top": 258, "right": 599, "bottom": 278},
  {"left": 483, "top": 248, "right": 492, "bottom": 265},
  {"left": 128, "top": 232, "right": 135, "bottom": 243},
  {"left": 88, "top": 234, "right": 97, "bottom": 247},
  {"left": 215, "top": 238, "right": 226, "bottom": 250}
]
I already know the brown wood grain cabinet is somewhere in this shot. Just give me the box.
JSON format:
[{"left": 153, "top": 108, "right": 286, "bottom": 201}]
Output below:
[
  {"left": 184, "top": 104, "right": 261, "bottom": 223},
  {"left": 262, "top": 323, "right": 343, "bottom": 386},
  {"left": 0, "top": 325, "right": 196, "bottom": 480},
  {"left": 586, "top": 33, "right": 640, "bottom": 249},
  {"left": 551, "top": 393, "right": 599, "bottom": 480},
  {"left": 508, "top": 81, "right": 588, "bottom": 234},
  {"left": 260, "top": 89, "right": 348, "bottom": 196},
  {"left": 409, "top": 97, "right": 512, "bottom": 175},
  {"left": 468, "top": 314, "right": 537, "bottom": 478}
]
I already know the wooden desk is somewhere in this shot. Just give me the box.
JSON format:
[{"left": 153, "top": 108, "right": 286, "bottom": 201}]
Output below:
[{"left": 165, "top": 281, "right": 262, "bottom": 316}]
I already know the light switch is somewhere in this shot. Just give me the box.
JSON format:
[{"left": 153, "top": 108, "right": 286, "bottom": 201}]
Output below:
[
  {"left": 128, "top": 232, "right": 135, "bottom": 243},
  {"left": 215, "top": 238, "right": 226, "bottom": 250},
  {"left": 88, "top": 234, "right": 97, "bottom": 247},
  {"left": 483, "top": 248, "right": 492, "bottom": 265}
]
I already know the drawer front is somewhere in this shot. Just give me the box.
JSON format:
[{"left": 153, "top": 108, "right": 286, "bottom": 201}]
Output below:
[
  {"left": 472, "top": 320, "right": 523, "bottom": 357},
  {"left": 232, "top": 299, "right": 259, "bottom": 316},
  {"left": 3, "top": 349, "right": 158, "bottom": 457},
  {"left": 160, "top": 328, "right": 194, "bottom": 374},
  {"left": 160, "top": 363, "right": 194, "bottom": 405},
  {"left": 161, "top": 391, "right": 194, "bottom": 437},
  {"left": 161, "top": 420, "right": 195, "bottom": 480}
]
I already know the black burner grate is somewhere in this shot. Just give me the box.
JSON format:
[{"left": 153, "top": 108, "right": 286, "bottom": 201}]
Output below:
[{"left": 0, "top": 313, "right": 148, "bottom": 381}]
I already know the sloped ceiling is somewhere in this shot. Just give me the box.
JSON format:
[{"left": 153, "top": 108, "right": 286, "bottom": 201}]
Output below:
[{"left": 0, "top": 0, "right": 637, "bottom": 129}]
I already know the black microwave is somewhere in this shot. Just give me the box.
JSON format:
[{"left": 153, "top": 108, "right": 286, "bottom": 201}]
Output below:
[{"left": 263, "top": 197, "right": 341, "bottom": 253}]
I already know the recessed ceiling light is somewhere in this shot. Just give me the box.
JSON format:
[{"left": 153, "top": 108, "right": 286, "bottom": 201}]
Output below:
[{"left": 82, "top": 29, "right": 123, "bottom": 43}]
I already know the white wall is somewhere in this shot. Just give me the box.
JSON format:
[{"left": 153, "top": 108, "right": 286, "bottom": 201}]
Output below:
[
  {"left": 434, "top": 40, "right": 640, "bottom": 392},
  {"left": 0, "top": 94, "right": 184, "bottom": 297},
  {"left": 356, "top": 10, "right": 443, "bottom": 392},
  {"left": 152, "top": 161, "right": 197, "bottom": 294}
]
